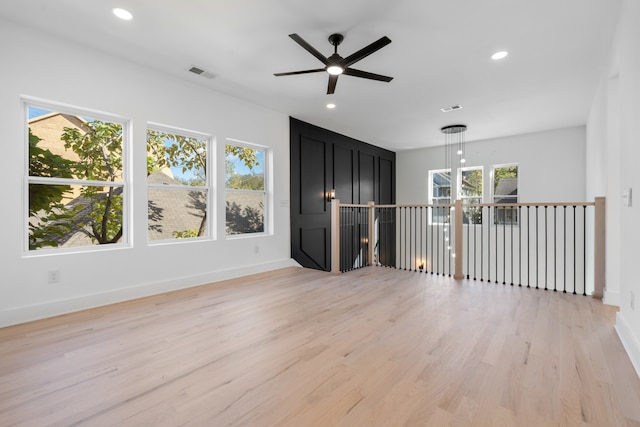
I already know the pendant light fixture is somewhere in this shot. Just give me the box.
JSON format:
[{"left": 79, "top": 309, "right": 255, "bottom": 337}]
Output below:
[{"left": 441, "top": 124, "right": 467, "bottom": 261}]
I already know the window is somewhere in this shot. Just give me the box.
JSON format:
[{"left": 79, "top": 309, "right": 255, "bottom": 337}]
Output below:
[
  {"left": 26, "top": 101, "right": 127, "bottom": 252},
  {"left": 458, "top": 166, "right": 483, "bottom": 224},
  {"left": 492, "top": 164, "right": 519, "bottom": 224},
  {"left": 429, "top": 169, "right": 451, "bottom": 223},
  {"left": 146, "top": 125, "right": 211, "bottom": 242},
  {"left": 225, "top": 141, "right": 266, "bottom": 235}
]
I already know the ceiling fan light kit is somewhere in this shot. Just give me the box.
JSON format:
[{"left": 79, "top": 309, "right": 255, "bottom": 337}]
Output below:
[
  {"left": 274, "top": 33, "right": 393, "bottom": 94},
  {"left": 327, "top": 65, "right": 344, "bottom": 75}
]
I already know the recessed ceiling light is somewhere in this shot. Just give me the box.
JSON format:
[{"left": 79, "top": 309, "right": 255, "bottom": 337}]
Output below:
[
  {"left": 113, "top": 8, "right": 133, "bottom": 20},
  {"left": 326, "top": 103, "right": 336, "bottom": 109},
  {"left": 491, "top": 51, "right": 508, "bottom": 60}
]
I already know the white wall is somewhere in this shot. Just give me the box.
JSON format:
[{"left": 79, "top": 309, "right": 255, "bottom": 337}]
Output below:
[
  {"left": 0, "top": 20, "right": 296, "bottom": 327},
  {"left": 587, "top": 0, "right": 640, "bottom": 377},
  {"left": 396, "top": 126, "right": 586, "bottom": 205}
]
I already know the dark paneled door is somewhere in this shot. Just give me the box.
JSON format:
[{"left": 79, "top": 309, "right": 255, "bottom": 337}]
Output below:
[{"left": 291, "top": 135, "right": 332, "bottom": 270}]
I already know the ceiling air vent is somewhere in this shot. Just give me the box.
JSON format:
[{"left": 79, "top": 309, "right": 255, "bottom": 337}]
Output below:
[
  {"left": 187, "top": 65, "right": 216, "bottom": 80},
  {"left": 441, "top": 104, "right": 462, "bottom": 113}
]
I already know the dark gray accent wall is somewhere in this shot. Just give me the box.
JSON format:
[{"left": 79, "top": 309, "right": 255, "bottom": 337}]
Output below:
[{"left": 290, "top": 117, "right": 395, "bottom": 271}]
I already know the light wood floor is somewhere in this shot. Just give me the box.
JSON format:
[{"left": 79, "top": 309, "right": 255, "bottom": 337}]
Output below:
[{"left": 1, "top": 267, "right": 639, "bottom": 426}]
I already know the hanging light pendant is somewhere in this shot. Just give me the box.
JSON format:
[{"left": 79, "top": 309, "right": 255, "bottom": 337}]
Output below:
[{"left": 440, "top": 124, "right": 467, "bottom": 261}]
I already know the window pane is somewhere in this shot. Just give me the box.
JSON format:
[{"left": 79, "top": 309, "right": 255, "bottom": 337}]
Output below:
[
  {"left": 225, "top": 143, "right": 266, "bottom": 236},
  {"left": 146, "top": 129, "right": 207, "bottom": 187},
  {"left": 463, "top": 206, "right": 483, "bottom": 225},
  {"left": 432, "top": 210, "right": 450, "bottom": 224},
  {"left": 493, "top": 166, "right": 518, "bottom": 225},
  {"left": 29, "top": 183, "right": 123, "bottom": 250},
  {"left": 225, "top": 145, "right": 264, "bottom": 190},
  {"left": 494, "top": 206, "right": 519, "bottom": 225},
  {"left": 460, "top": 169, "right": 482, "bottom": 197},
  {"left": 431, "top": 199, "right": 451, "bottom": 223},
  {"left": 494, "top": 166, "right": 518, "bottom": 196},
  {"left": 432, "top": 171, "right": 451, "bottom": 199},
  {"left": 148, "top": 188, "right": 207, "bottom": 241},
  {"left": 28, "top": 107, "right": 123, "bottom": 182},
  {"left": 146, "top": 127, "right": 209, "bottom": 241},
  {"left": 430, "top": 170, "right": 451, "bottom": 224},
  {"left": 226, "top": 191, "right": 264, "bottom": 235},
  {"left": 460, "top": 167, "right": 482, "bottom": 225}
]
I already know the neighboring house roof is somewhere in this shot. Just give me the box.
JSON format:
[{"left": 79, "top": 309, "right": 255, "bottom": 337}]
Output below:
[
  {"left": 495, "top": 177, "right": 518, "bottom": 203},
  {"left": 34, "top": 171, "right": 206, "bottom": 248},
  {"left": 147, "top": 171, "right": 206, "bottom": 241}
]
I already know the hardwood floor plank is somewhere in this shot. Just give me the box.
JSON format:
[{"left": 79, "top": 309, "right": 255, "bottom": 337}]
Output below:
[{"left": 0, "top": 266, "right": 639, "bottom": 426}]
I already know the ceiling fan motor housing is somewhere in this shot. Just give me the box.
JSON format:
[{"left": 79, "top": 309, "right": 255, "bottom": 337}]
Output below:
[{"left": 328, "top": 33, "right": 344, "bottom": 47}]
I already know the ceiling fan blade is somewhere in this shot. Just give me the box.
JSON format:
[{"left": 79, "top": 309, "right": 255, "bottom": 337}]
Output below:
[
  {"left": 327, "top": 75, "right": 339, "bottom": 94},
  {"left": 343, "top": 36, "right": 391, "bottom": 67},
  {"left": 274, "top": 68, "right": 326, "bottom": 77},
  {"left": 344, "top": 68, "right": 393, "bottom": 82},
  {"left": 289, "top": 33, "right": 329, "bottom": 66}
]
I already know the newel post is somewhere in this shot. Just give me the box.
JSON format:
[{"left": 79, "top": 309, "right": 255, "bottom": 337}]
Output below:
[
  {"left": 454, "top": 199, "right": 464, "bottom": 280},
  {"left": 331, "top": 199, "right": 341, "bottom": 273},
  {"left": 368, "top": 201, "right": 375, "bottom": 266},
  {"left": 593, "top": 197, "right": 606, "bottom": 298}
]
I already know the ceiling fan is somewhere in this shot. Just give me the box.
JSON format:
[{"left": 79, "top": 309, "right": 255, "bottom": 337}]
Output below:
[{"left": 274, "top": 33, "right": 393, "bottom": 95}]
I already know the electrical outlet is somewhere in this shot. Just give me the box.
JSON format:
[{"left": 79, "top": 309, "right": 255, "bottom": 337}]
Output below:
[
  {"left": 631, "top": 291, "right": 636, "bottom": 311},
  {"left": 254, "top": 245, "right": 260, "bottom": 254},
  {"left": 48, "top": 270, "right": 60, "bottom": 284}
]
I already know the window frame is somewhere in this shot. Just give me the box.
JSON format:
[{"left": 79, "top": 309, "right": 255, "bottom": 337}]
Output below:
[
  {"left": 224, "top": 139, "right": 269, "bottom": 237},
  {"left": 146, "top": 122, "right": 214, "bottom": 244},
  {"left": 23, "top": 97, "right": 130, "bottom": 255}
]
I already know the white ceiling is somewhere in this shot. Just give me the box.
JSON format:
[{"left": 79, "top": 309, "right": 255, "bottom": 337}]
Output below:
[{"left": 1, "top": 0, "right": 621, "bottom": 151}]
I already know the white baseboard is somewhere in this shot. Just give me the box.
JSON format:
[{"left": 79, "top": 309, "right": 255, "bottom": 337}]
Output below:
[
  {"left": 0, "top": 258, "right": 301, "bottom": 328},
  {"left": 615, "top": 311, "right": 640, "bottom": 379},
  {"left": 603, "top": 289, "right": 620, "bottom": 306}
]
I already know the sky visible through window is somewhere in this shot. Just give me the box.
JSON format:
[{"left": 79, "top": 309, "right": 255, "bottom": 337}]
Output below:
[
  {"left": 28, "top": 107, "right": 50, "bottom": 119},
  {"left": 227, "top": 150, "right": 264, "bottom": 177},
  {"left": 160, "top": 136, "right": 205, "bottom": 184}
]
